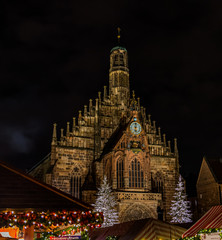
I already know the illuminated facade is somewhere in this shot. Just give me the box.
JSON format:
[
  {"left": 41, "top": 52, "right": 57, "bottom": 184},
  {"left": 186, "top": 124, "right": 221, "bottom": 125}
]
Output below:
[{"left": 29, "top": 46, "right": 180, "bottom": 222}]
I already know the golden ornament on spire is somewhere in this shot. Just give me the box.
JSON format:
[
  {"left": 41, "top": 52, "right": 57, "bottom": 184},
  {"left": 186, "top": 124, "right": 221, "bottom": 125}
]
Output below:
[{"left": 117, "top": 27, "right": 121, "bottom": 44}]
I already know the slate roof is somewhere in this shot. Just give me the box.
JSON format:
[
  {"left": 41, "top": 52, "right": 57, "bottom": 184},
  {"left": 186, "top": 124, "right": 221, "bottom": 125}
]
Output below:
[
  {"left": 82, "top": 167, "right": 97, "bottom": 191},
  {"left": 99, "top": 119, "right": 128, "bottom": 159},
  {"left": 0, "top": 160, "right": 92, "bottom": 211},
  {"left": 205, "top": 157, "right": 222, "bottom": 183}
]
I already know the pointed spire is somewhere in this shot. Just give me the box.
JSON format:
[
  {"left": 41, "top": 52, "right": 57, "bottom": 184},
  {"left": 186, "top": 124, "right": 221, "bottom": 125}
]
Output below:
[
  {"left": 148, "top": 114, "right": 151, "bottom": 125},
  {"left": 84, "top": 105, "right": 87, "bottom": 117},
  {"left": 163, "top": 134, "right": 166, "bottom": 146},
  {"left": 153, "top": 121, "right": 156, "bottom": 133},
  {"left": 78, "top": 110, "right": 82, "bottom": 125},
  {"left": 168, "top": 140, "right": 171, "bottom": 152},
  {"left": 72, "top": 117, "right": 76, "bottom": 132},
  {"left": 66, "top": 122, "right": 70, "bottom": 137},
  {"left": 103, "top": 86, "right": 107, "bottom": 101},
  {"left": 174, "top": 138, "right": 178, "bottom": 154},
  {"left": 158, "top": 127, "right": 161, "bottom": 137},
  {"left": 98, "top": 92, "right": 101, "bottom": 106},
  {"left": 144, "top": 108, "right": 147, "bottom": 121},
  {"left": 60, "top": 128, "right": 64, "bottom": 141},
  {"left": 52, "top": 123, "right": 57, "bottom": 145},
  {"left": 89, "top": 99, "right": 93, "bottom": 114},
  {"left": 137, "top": 97, "right": 140, "bottom": 110},
  {"left": 117, "top": 27, "right": 121, "bottom": 44},
  {"left": 141, "top": 106, "right": 143, "bottom": 115},
  {"left": 95, "top": 98, "right": 99, "bottom": 112}
]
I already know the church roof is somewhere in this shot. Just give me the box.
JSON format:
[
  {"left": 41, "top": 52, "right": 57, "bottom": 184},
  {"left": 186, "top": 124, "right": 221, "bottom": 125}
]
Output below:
[
  {"left": 82, "top": 168, "right": 97, "bottom": 191},
  {"left": 0, "top": 160, "right": 92, "bottom": 211},
  {"left": 99, "top": 119, "right": 128, "bottom": 159},
  {"left": 110, "top": 46, "right": 127, "bottom": 52},
  {"left": 205, "top": 157, "right": 222, "bottom": 183}
]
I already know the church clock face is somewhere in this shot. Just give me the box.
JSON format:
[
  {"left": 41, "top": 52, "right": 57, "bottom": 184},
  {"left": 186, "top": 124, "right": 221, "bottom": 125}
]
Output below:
[{"left": 130, "top": 122, "right": 142, "bottom": 135}]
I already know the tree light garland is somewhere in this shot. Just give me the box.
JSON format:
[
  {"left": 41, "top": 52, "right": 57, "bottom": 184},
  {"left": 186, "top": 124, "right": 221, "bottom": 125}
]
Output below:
[{"left": 0, "top": 210, "right": 103, "bottom": 233}]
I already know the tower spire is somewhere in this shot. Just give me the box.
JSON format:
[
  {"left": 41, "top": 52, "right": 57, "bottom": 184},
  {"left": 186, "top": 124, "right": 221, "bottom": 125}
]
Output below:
[
  {"left": 117, "top": 27, "right": 121, "bottom": 44},
  {"left": 52, "top": 123, "right": 57, "bottom": 145}
]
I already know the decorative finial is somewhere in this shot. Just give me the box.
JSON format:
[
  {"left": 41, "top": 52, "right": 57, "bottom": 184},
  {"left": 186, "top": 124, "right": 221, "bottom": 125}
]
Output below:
[
  {"left": 103, "top": 86, "right": 107, "bottom": 101},
  {"left": 52, "top": 123, "right": 57, "bottom": 145},
  {"left": 66, "top": 122, "right": 70, "bottom": 137},
  {"left": 117, "top": 27, "right": 121, "bottom": 44},
  {"left": 72, "top": 117, "right": 76, "bottom": 132},
  {"left": 132, "top": 90, "right": 135, "bottom": 99},
  {"left": 174, "top": 138, "right": 178, "bottom": 154}
]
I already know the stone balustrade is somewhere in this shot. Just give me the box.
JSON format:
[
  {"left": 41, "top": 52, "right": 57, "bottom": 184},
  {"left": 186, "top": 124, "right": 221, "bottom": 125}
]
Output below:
[{"left": 115, "top": 191, "right": 162, "bottom": 201}]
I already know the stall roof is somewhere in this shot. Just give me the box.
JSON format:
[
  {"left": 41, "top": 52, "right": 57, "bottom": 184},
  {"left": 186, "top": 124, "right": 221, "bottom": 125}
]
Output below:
[
  {"left": 182, "top": 205, "right": 222, "bottom": 238},
  {"left": 89, "top": 218, "right": 186, "bottom": 240},
  {"left": 0, "top": 160, "right": 91, "bottom": 211}
]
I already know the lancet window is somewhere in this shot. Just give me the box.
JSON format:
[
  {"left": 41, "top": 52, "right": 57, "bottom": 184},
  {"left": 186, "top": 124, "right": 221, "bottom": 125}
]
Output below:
[
  {"left": 116, "top": 157, "right": 124, "bottom": 188},
  {"left": 129, "top": 158, "right": 144, "bottom": 188},
  {"left": 70, "top": 167, "right": 81, "bottom": 199},
  {"left": 151, "top": 172, "right": 163, "bottom": 194}
]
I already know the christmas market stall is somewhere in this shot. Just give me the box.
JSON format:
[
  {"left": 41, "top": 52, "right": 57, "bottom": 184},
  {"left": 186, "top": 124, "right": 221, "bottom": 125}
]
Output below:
[
  {"left": 0, "top": 160, "right": 103, "bottom": 240},
  {"left": 89, "top": 218, "right": 186, "bottom": 240},
  {"left": 182, "top": 205, "right": 222, "bottom": 240}
]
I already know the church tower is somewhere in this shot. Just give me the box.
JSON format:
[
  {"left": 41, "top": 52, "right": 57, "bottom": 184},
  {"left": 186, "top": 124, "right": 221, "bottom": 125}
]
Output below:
[{"left": 109, "top": 38, "right": 130, "bottom": 107}]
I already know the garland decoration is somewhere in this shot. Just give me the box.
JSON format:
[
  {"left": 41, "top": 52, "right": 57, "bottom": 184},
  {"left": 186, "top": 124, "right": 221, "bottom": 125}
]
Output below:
[{"left": 0, "top": 210, "right": 103, "bottom": 233}]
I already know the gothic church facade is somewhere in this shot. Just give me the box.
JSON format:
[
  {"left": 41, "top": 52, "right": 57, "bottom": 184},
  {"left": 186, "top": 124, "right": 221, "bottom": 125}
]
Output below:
[{"left": 29, "top": 46, "right": 179, "bottom": 222}]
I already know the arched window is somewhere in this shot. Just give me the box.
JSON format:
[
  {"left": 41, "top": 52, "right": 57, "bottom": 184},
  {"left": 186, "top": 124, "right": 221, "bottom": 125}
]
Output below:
[
  {"left": 151, "top": 172, "right": 163, "bottom": 194},
  {"left": 116, "top": 158, "right": 124, "bottom": 188},
  {"left": 129, "top": 158, "right": 144, "bottom": 188},
  {"left": 70, "top": 167, "right": 81, "bottom": 199}
]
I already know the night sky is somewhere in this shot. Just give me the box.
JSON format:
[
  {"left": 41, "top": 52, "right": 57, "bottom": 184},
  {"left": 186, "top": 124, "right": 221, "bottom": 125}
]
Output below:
[{"left": 1, "top": 1, "right": 222, "bottom": 196}]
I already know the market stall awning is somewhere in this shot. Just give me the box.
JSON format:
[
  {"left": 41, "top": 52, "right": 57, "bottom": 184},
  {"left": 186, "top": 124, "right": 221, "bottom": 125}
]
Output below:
[
  {"left": 182, "top": 205, "right": 222, "bottom": 238},
  {"left": 89, "top": 218, "right": 186, "bottom": 240},
  {"left": 0, "top": 160, "right": 91, "bottom": 211}
]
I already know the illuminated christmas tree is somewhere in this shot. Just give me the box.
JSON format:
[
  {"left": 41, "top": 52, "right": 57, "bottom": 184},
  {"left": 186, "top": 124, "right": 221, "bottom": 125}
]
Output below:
[
  {"left": 93, "top": 176, "right": 119, "bottom": 227},
  {"left": 169, "top": 175, "right": 192, "bottom": 223}
]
